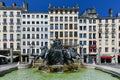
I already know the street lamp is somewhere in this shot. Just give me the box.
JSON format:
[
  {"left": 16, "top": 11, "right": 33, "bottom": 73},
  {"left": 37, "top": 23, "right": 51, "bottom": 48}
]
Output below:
[
  {"left": 97, "top": 48, "right": 101, "bottom": 65},
  {"left": 79, "top": 44, "right": 84, "bottom": 63}
]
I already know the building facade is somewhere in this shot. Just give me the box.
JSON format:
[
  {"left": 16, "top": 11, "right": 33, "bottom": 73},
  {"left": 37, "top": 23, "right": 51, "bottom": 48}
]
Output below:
[
  {"left": 21, "top": 12, "right": 49, "bottom": 62},
  {"left": 1, "top": 1, "right": 120, "bottom": 64}
]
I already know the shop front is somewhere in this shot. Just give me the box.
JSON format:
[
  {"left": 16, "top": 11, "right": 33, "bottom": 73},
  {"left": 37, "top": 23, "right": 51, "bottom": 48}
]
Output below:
[{"left": 101, "top": 55, "right": 113, "bottom": 63}]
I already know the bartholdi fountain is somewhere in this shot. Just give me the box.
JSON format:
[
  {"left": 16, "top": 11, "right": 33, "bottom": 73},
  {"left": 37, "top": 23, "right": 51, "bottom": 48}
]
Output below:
[{"left": 35, "top": 35, "right": 81, "bottom": 72}]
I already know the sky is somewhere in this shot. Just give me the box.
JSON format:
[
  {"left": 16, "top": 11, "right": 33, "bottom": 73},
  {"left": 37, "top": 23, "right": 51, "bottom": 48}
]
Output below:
[{"left": 1, "top": 0, "right": 120, "bottom": 17}]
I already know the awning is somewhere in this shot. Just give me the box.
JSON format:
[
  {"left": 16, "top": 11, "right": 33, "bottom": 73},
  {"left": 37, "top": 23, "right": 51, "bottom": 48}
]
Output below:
[
  {"left": 101, "top": 55, "right": 113, "bottom": 59},
  {"left": 118, "top": 54, "right": 120, "bottom": 57}
]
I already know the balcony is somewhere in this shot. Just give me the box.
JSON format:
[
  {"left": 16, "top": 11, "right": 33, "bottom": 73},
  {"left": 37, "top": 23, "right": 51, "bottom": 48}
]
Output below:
[
  {"left": 112, "top": 28, "right": 115, "bottom": 33},
  {"left": 9, "top": 15, "right": 14, "bottom": 17},
  {"left": 3, "top": 39, "right": 7, "bottom": 41},
  {"left": 16, "top": 22, "right": 21, "bottom": 25},
  {"left": 3, "top": 15, "right": 7, "bottom": 17},
  {"left": 16, "top": 30, "right": 21, "bottom": 32},
  {"left": 3, "top": 30, "right": 7, "bottom": 32},
  {"left": 16, "top": 15, "right": 21, "bottom": 17},
  {"left": 9, "top": 30, "right": 14, "bottom": 32},
  {"left": 105, "top": 36, "right": 109, "bottom": 38},
  {"left": 112, "top": 36, "right": 115, "bottom": 38},
  {"left": 10, "top": 39, "right": 14, "bottom": 41},
  {"left": 3, "top": 22, "right": 7, "bottom": 25},
  {"left": 98, "top": 28, "right": 102, "bottom": 33},
  {"left": 89, "top": 45, "right": 97, "bottom": 49},
  {"left": 16, "top": 47, "right": 21, "bottom": 50},
  {"left": 9, "top": 22, "right": 14, "bottom": 25},
  {"left": 16, "top": 39, "right": 21, "bottom": 41}
]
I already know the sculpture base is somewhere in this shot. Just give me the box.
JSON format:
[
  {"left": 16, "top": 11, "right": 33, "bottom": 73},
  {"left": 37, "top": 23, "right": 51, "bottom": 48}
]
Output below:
[{"left": 38, "top": 63, "right": 82, "bottom": 72}]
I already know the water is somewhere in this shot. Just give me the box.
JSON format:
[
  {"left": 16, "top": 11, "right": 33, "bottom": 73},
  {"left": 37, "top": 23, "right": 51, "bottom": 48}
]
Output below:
[{"left": 0, "top": 68, "right": 120, "bottom": 80}]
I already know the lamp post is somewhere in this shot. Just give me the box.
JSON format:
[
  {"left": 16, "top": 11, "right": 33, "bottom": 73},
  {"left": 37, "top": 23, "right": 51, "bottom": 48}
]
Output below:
[
  {"left": 98, "top": 48, "right": 101, "bottom": 65},
  {"left": 79, "top": 44, "right": 84, "bottom": 63}
]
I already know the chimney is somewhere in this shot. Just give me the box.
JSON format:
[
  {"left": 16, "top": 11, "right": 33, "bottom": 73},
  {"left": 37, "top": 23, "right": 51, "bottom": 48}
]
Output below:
[
  {"left": 0, "top": 2, "right": 5, "bottom": 7},
  {"left": 109, "top": 8, "right": 113, "bottom": 17},
  {"left": 12, "top": 2, "right": 16, "bottom": 7},
  {"left": 23, "top": 2, "right": 28, "bottom": 11}
]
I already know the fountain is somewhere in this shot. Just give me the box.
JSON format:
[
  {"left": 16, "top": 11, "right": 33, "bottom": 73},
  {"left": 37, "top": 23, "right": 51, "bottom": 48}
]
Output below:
[{"left": 35, "top": 35, "right": 81, "bottom": 72}]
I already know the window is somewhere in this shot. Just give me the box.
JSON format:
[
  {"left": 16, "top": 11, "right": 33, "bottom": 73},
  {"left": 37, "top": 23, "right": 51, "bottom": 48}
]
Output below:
[
  {"left": 112, "top": 47, "right": 114, "bottom": 52},
  {"left": 55, "top": 24, "right": 58, "bottom": 29},
  {"left": 112, "top": 19, "right": 115, "bottom": 23},
  {"left": 36, "top": 49, "right": 39, "bottom": 53},
  {"left": 74, "top": 24, "right": 77, "bottom": 29},
  {"left": 41, "top": 42, "right": 43, "bottom": 46},
  {"left": 79, "top": 33, "right": 82, "bottom": 38},
  {"left": 65, "top": 24, "right": 68, "bottom": 29},
  {"left": 10, "top": 12, "right": 13, "bottom": 17},
  {"left": 65, "top": 40, "right": 68, "bottom": 45},
  {"left": 17, "top": 26, "right": 20, "bottom": 31},
  {"left": 79, "top": 26, "right": 82, "bottom": 30},
  {"left": 83, "top": 48, "right": 86, "bottom": 53},
  {"left": 23, "top": 41, "right": 26, "bottom": 45},
  {"left": 99, "top": 40, "right": 101, "bottom": 45},
  {"left": 17, "top": 34, "right": 20, "bottom": 40},
  {"left": 23, "top": 34, "right": 26, "bottom": 39},
  {"left": 41, "top": 15, "right": 43, "bottom": 18},
  {"left": 69, "top": 39, "right": 72, "bottom": 45},
  {"left": 65, "top": 32, "right": 68, "bottom": 37},
  {"left": 45, "top": 34, "right": 48, "bottom": 39},
  {"left": 74, "top": 32, "right": 77, "bottom": 37},
  {"left": 50, "top": 32, "right": 53, "bottom": 37},
  {"left": 32, "top": 34, "right": 35, "bottom": 39},
  {"left": 32, "top": 28, "right": 35, "bottom": 31},
  {"left": 83, "top": 26, "right": 86, "bottom": 30},
  {"left": 41, "top": 28, "right": 43, "bottom": 31},
  {"left": 89, "top": 33, "right": 92, "bottom": 39},
  {"left": 23, "top": 15, "right": 26, "bottom": 18},
  {"left": 36, "top": 28, "right": 39, "bottom": 31},
  {"left": 3, "top": 12, "right": 7, "bottom": 17},
  {"left": 36, "top": 34, "right": 39, "bottom": 39},
  {"left": 27, "top": 21, "right": 30, "bottom": 24},
  {"left": 83, "top": 19, "right": 86, "bottom": 23},
  {"left": 83, "top": 33, "right": 87, "bottom": 38},
  {"left": 45, "top": 28, "right": 48, "bottom": 31},
  {"left": 60, "top": 32, "right": 63, "bottom": 37},
  {"left": 27, "top": 15, "right": 30, "bottom": 18},
  {"left": 45, "top": 15, "right": 48, "bottom": 19},
  {"left": 23, "top": 49, "right": 26, "bottom": 53},
  {"left": 112, "top": 40, "right": 115, "bottom": 45},
  {"left": 10, "top": 43, "right": 14, "bottom": 49},
  {"left": 17, "top": 43, "right": 20, "bottom": 49},
  {"left": 60, "top": 24, "right": 63, "bottom": 29},
  {"left": 36, "top": 15, "right": 39, "bottom": 18},
  {"left": 83, "top": 41, "right": 86, "bottom": 45},
  {"left": 93, "top": 19, "right": 96, "bottom": 23},
  {"left": 27, "top": 27, "right": 30, "bottom": 31},
  {"left": 3, "top": 26, "right": 7, "bottom": 31},
  {"left": 36, "top": 41, "right": 39, "bottom": 45},
  {"left": 74, "top": 17, "right": 77, "bottom": 22},
  {"left": 60, "top": 17, "right": 63, "bottom": 21},
  {"left": 89, "top": 26, "right": 92, "bottom": 31},
  {"left": 69, "top": 32, "right": 72, "bottom": 37},
  {"left": 105, "top": 47, "right": 108, "bottom": 52},
  {"left": 79, "top": 41, "right": 82, "bottom": 45},
  {"left": 17, "top": 19, "right": 20, "bottom": 24},
  {"left": 3, "top": 43, "right": 7, "bottom": 49},
  {"left": 10, "top": 19, "right": 14, "bottom": 24},
  {"left": 23, "top": 27, "right": 26, "bottom": 31},
  {"left": 27, "top": 34, "right": 30, "bottom": 39},
  {"left": 45, "top": 21, "right": 48, "bottom": 24},
  {"left": 93, "top": 26, "right": 96, "bottom": 31},
  {"left": 70, "top": 17, "right": 72, "bottom": 21},
  {"left": 79, "top": 19, "right": 82, "bottom": 23},
  {"left": 89, "top": 19, "right": 92, "bottom": 24},
  {"left": 50, "top": 24, "right": 54, "bottom": 29},
  {"left": 36, "top": 21, "right": 39, "bottom": 24},
  {"left": 32, "top": 15, "right": 35, "bottom": 18},
  {"left": 105, "top": 19, "right": 108, "bottom": 23},
  {"left": 69, "top": 24, "right": 73, "bottom": 29},
  {"left": 55, "top": 17, "right": 58, "bottom": 21},
  {"left": 65, "top": 17, "right": 68, "bottom": 21},
  {"left": 41, "top": 34, "right": 43, "bottom": 39},
  {"left": 23, "top": 21, "right": 26, "bottom": 24},
  {"left": 50, "top": 17, "right": 53, "bottom": 22},
  {"left": 32, "top": 21, "right": 35, "bottom": 24},
  {"left": 99, "top": 19, "right": 102, "bottom": 23},
  {"left": 10, "top": 34, "right": 14, "bottom": 40},
  {"left": 105, "top": 40, "right": 108, "bottom": 45},
  {"left": 93, "top": 33, "right": 96, "bottom": 39},
  {"left": 17, "top": 12, "right": 20, "bottom": 17}
]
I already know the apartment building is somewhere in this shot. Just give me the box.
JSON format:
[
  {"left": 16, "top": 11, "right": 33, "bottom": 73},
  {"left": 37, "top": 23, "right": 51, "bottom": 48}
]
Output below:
[
  {"left": 21, "top": 12, "right": 49, "bottom": 62},
  {"left": 48, "top": 4, "right": 79, "bottom": 50}
]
